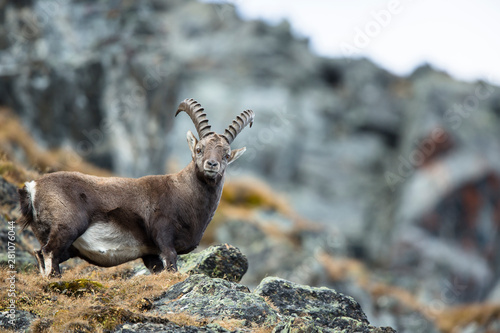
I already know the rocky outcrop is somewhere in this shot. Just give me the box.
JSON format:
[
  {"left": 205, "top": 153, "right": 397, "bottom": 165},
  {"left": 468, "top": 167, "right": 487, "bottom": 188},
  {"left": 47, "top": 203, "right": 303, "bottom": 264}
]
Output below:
[{"left": 149, "top": 274, "right": 394, "bottom": 333}]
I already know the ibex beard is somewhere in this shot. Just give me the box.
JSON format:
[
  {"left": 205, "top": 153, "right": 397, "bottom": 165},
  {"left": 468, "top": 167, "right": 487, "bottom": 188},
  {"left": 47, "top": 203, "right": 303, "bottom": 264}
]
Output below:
[{"left": 17, "top": 98, "right": 254, "bottom": 278}]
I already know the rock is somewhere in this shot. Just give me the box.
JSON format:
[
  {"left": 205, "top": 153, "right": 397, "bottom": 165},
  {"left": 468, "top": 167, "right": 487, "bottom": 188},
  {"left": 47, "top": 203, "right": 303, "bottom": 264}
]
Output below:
[
  {"left": 153, "top": 274, "right": 277, "bottom": 328},
  {"left": 273, "top": 316, "right": 396, "bottom": 333},
  {"left": 254, "top": 277, "right": 368, "bottom": 324},
  {"left": 153, "top": 274, "right": 394, "bottom": 332},
  {"left": 114, "top": 322, "right": 232, "bottom": 333},
  {"left": 0, "top": 176, "right": 18, "bottom": 209},
  {"left": 0, "top": 310, "right": 36, "bottom": 332},
  {"left": 255, "top": 277, "right": 395, "bottom": 333},
  {"left": 178, "top": 244, "right": 248, "bottom": 283}
]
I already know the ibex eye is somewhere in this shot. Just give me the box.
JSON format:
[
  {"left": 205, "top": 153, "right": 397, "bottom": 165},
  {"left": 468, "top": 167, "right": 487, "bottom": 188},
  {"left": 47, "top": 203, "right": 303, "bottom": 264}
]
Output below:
[
  {"left": 196, "top": 148, "right": 202, "bottom": 154},
  {"left": 225, "top": 153, "right": 231, "bottom": 159}
]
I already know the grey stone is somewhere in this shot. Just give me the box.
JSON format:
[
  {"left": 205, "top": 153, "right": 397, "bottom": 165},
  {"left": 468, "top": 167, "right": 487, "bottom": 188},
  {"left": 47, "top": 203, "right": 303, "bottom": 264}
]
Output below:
[
  {"left": 0, "top": 310, "right": 36, "bottom": 332},
  {"left": 114, "top": 322, "right": 232, "bottom": 333},
  {"left": 153, "top": 274, "right": 277, "bottom": 327},
  {"left": 255, "top": 277, "right": 369, "bottom": 328},
  {"left": 178, "top": 244, "right": 248, "bottom": 283}
]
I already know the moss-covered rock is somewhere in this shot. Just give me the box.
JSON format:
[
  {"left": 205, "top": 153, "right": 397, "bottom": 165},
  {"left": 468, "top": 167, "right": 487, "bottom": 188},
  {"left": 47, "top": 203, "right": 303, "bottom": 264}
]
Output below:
[
  {"left": 178, "top": 244, "right": 248, "bottom": 283},
  {"left": 153, "top": 274, "right": 277, "bottom": 328}
]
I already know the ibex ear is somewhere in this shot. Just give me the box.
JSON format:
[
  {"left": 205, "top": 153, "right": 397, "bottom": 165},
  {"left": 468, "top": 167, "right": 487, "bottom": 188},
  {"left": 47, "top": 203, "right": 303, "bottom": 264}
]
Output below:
[
  {"left": 228, "top": 147, "right": 246, "bottom": 165},
  {"left": 186, "top": 130, "right": 198, "bottom": 158}
]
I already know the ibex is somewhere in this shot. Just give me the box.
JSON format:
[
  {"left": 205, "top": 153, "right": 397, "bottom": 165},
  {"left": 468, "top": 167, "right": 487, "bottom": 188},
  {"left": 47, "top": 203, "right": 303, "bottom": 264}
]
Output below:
[{"left": 18, "top": 98, "right": 254, "bottom": 277}]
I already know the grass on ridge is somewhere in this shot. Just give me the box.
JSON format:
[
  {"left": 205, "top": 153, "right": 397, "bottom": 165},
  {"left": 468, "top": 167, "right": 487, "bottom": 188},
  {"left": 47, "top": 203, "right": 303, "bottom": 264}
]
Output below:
[{"left": 0, "top": 261, "right": 187, "bottom": 332}]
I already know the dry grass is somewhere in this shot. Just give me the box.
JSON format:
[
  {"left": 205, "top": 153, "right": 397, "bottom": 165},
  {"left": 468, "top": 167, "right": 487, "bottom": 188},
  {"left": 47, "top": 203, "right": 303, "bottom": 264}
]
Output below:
[
  {"left": 0, "top": 109, "right": 111, "bottom": 186},
  {"left": 436, "top": 303, "right": 500, "bottom": 333},
  {"left": 0, "top": 153, "right": 40, "bottom": 187},
  {"left": 203, "top": 177, "right": 322, "bottom": 249},
  {"left": 0, "top": 261, "right": 190, "bottom": 332},
  {"left": 221, "top": 177, "right": 293, "bottom": 216},
  {"left": 0, "top": 260, "right": 273, "bottom": 332}
]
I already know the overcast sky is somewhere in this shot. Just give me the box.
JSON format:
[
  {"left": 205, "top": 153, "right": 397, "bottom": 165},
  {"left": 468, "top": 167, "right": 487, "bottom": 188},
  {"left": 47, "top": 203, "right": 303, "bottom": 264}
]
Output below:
[{"left": 205, "top": 0, "right": 500, "bottom": 84}]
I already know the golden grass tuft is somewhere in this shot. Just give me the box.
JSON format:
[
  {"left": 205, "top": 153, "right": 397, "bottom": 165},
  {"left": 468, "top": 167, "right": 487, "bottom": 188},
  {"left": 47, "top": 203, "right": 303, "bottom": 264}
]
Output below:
[
  {"left": 436, "top": 303, "right": 500, "bottom": 333},
  {"left": 221, "top": 177, "right": 293, "bottom": 216},
  {"left": 0, "top": 153, "right": 40, "bottom": 187}
]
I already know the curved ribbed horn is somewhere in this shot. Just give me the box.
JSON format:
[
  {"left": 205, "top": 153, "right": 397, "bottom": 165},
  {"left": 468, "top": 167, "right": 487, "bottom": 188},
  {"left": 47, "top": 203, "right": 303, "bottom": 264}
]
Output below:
[
  {"left": 223, "top": 110, "right": 255, "bottom": 144},
  {"left": 175, "top": 98, "right": 214, "bottom": 139}
]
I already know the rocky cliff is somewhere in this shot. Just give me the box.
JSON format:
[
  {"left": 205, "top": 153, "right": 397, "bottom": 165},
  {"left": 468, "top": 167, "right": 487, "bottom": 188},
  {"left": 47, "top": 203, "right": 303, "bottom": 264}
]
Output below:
[{"left": 1, "top": 0, "right": 500, "bottom": 332}]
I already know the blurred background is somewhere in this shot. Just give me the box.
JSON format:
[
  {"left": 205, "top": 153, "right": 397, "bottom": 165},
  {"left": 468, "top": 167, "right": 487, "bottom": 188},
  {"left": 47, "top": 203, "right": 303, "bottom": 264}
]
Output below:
[{"left": 1, "top": 0, "right": 500, "bottom": 332}]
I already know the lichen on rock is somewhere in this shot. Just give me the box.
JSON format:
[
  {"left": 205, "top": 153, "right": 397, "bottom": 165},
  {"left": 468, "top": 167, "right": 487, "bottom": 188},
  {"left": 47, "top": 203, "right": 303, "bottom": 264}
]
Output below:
[
  {"left": 178, "top": 243, "right": 248, "bottom": 283},
  {"left": 255, "top": 277, "right": 396, "bottom": 333},
  {"left": 150, "top": 273, "right": 395, "bottom": 333},
  {"left": 154, "top": 274, "right": 277, "bottom": 328},
  {"left": 255, "top": 276, "right": 368, "bottom": 325}
]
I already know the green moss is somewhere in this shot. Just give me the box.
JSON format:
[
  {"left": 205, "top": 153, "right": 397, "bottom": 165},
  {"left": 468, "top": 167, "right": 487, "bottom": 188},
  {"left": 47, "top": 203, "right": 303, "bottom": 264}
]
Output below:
[{"left": 46, "top": 279, "right": 105, "bottom": 297}]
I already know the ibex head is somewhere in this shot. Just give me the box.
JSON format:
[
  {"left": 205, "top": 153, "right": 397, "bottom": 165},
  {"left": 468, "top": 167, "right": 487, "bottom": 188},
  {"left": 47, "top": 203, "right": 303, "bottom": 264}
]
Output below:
[{"left": 176, "top": 98, "right": 254, "bottom": 182}]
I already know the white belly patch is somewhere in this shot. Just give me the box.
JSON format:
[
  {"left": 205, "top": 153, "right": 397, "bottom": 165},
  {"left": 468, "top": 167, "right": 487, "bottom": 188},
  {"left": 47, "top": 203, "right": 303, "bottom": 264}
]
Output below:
[{"left": 72, "top": 222, "right": 154, "bottom": 266}]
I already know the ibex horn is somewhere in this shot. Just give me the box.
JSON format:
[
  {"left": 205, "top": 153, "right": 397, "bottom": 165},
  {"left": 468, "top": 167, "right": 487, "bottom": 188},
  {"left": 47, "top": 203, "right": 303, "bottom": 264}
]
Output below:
[
  {"left": 175, "top": 98, "right": 214, "bottom": 139},
  {"left": 223, "top": 109, "right": 255, "bottom": 144}
]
